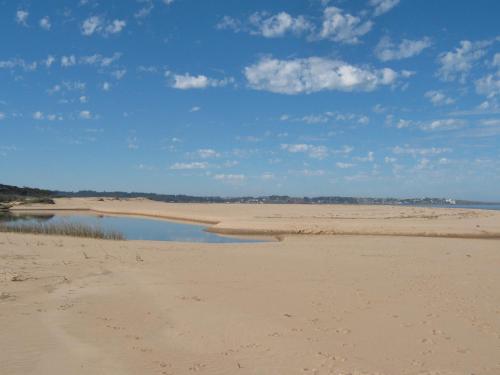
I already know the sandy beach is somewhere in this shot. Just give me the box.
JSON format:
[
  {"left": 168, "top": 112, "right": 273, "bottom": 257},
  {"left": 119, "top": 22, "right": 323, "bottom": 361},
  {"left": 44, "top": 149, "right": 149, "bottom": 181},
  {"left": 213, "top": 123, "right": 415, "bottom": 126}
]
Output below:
[{"left": 1, "top": 199, "right": 500, "bottom": 374}]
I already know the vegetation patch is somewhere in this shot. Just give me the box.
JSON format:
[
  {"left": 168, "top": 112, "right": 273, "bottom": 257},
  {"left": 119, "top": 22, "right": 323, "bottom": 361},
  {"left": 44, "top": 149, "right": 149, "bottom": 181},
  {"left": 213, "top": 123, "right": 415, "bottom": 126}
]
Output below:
[{"left": 0, "top": 222, "right": 124, "bottom": 240}]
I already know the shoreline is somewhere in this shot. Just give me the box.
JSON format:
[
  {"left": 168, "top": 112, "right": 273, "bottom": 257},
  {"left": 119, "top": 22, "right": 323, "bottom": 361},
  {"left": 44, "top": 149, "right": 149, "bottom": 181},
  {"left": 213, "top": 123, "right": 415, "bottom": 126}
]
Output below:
[{"left": 8, "top": 197, "right": 500, "bottom": 240}]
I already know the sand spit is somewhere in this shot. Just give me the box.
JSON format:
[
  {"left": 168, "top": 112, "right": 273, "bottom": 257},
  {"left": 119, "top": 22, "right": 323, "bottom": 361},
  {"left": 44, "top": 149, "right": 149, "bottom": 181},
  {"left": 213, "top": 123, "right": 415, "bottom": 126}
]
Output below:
[{"left": 11, "top": 197, "right": 500, "bottom": 239}]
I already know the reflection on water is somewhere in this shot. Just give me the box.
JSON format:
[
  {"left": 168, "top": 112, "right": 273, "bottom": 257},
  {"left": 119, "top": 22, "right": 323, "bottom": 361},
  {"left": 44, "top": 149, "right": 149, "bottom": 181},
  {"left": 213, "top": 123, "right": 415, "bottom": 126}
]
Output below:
[
  {"left": 0, "top": 212, "right": 263, "bottom": 243},
  {"left": 0, "top": 212, "right": 55, "bottom": 223}
]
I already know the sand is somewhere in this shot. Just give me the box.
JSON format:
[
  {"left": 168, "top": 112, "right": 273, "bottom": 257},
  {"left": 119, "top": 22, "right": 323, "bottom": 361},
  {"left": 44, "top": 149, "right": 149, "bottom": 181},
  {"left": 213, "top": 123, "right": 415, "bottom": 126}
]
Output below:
[{"left": 1, "top": 198, "right": 500, "bottom": 374}]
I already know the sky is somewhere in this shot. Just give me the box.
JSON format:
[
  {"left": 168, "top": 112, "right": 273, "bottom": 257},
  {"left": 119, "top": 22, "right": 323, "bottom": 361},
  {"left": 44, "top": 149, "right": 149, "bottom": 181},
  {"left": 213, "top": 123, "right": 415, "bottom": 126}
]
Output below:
[{"left": 0, "top": 0, "right": 499, "bottom": 200}]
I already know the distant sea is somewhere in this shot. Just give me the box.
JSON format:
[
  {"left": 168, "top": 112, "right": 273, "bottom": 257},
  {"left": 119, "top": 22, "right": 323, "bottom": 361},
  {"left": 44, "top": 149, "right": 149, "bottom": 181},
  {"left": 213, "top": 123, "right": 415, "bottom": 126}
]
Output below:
[{"left": 430, "top": 204, "right": 500, "bottom": 211}]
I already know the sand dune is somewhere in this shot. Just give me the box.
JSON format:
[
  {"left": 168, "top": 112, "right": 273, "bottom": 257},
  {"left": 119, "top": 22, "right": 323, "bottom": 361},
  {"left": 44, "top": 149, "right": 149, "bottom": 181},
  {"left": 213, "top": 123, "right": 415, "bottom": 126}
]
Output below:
[{"left": 2, "top": 199, "right": 500, "bottom": 374}]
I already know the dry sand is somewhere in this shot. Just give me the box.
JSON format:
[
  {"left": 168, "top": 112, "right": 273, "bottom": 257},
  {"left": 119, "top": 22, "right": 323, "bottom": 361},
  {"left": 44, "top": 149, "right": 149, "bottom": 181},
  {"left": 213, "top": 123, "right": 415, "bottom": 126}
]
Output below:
[{"left": 1, "top": 198, "right": 500, "bottom": 374}]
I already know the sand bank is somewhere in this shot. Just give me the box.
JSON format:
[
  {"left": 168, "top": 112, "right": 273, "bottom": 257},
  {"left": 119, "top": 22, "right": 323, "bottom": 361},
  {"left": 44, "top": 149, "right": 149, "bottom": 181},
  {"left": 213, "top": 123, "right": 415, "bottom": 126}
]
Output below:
[{"left": 12, "top": 197, "right": 500, "bottom": 239}]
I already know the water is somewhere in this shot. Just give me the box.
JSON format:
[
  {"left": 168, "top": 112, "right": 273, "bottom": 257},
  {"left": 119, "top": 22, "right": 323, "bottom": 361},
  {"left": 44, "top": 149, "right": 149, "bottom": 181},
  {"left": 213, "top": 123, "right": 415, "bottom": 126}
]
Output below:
[
  {"left": 427, "top": 204, "right": 500, "bottom": 211},
  {"left": 0, "top": 212, "right": 263, "bottom": 243}
]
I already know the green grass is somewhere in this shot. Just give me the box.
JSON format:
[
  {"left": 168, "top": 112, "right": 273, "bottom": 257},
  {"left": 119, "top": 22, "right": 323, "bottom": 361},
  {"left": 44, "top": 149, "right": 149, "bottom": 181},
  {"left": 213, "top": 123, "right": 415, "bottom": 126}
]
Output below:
[{"left": 0, "top": 222, "right": 125, "bottom": 240}]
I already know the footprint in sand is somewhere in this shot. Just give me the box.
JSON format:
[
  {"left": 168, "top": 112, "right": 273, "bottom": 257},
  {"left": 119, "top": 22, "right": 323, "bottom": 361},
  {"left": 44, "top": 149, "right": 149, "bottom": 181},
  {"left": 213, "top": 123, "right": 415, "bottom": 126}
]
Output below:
[{"left": 188, "top": 363, "right": 206, "bottom": 371}]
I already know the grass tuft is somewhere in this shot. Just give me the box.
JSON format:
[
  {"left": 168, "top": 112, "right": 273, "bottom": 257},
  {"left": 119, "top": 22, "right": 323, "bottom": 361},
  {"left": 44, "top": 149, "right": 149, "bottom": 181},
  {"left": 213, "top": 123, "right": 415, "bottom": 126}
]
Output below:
[{"left": 0, "top": 222, "right": 124, "bottom": 240}]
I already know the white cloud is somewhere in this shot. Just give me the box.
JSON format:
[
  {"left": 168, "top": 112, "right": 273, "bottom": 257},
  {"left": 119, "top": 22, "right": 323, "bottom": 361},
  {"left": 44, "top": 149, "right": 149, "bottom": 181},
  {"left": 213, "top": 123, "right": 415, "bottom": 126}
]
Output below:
[
  {"left": 167, "top": 71, "right": 233, "bottom": 89},
  {"left": 81, "top": 16, "right": 126, "bottom": 36},
  {"left": 336, "top": 162, "right": 353, "bottom": 169},
  {"left": 319, "top": 7, "right": 372, "bottom": 44},
  {"left": 297, "top": 169, "right": 325, "bottom": 177},
  {"left": 354, "top": 151, "right": 374, "bottom": 162},
  {"left": 81, "top": 16, "right": 102, "bottom": 36},
  {"left": 218, "top": 7, "right": 372, "bottom": 43},
  {"left": 421, "top": 118, "right": 466, "bottom": 131},
  {"left": 281, "top": 143, "right": 328, "bottom": 159},
  {"left": 244, "top": 57, "right": 400, "bottom": 94},
  {"left": 369, "top": 0, "right": 400, "bottom": 17},
  {"left": 44, "top": 55, "right": 55, "bottom": 68},
  {"left": 105, "top": 20, "right": 126, "bottom": 35},
  {"left": 16, "top": 10, "right": 29, "bottom": 26},
  {"left": 437, "top": 40, "right": 491, "bottom": 82},
  {"left": 39, "top": 16, "right": 51, "bottom": 30},
  {"left": 479, "top": 118, "right": 500, "bottom": 127},
  {"left": 424, "top": 90, "right": 455, "bottom": 106},
  {"left": 0, "top": 112, "right": 5, "bottom": 120},
  {"left": 196, "top": 149, "right": 219, "bottom": 159},
  {"left": 331, "top": 145, "right": 354, "bottom": 155},
  {"left": 170, "top": 162, "right": 209, "bottom": 170},
  {"left": 163, "top": 0, "right": 174, "bottom": 4},
  {"left": 189, "top": 106, "right": 201, "bottom": 112},
  {"left": 395, "top": 118, "right": 412, "bottom": 129},
  {"left": 61, "top": 55, "right": 76, "bottom": 67},
  {"left": 213, "top": 174, "right": 246, "bottom": 183},
  {"left": 33, "top": 111, "right": 44, "bottom": 120},
  {"left": 0, "top": 58, "right": 37, "bottom": 72},
  {"left": 493, "top": 53, "right": 500, "bottom": 67},
  {"left": 111, "top": 69, "right": 127, "bottom": 80},
  {"left": 79, "top": 110, "right": 92, "bottom": 119},
  {"left": 80, "top": 53, "right": 121, "bottom": 67},
  {"left": 374, "top": 36, "right": 431, "bottom": 61},
  {"left": 216, "top": 16, "right": 242, "bottom": 32},
  {"left": 384, "top": 156, "right": 397, "bottom": 163},
  {"left": 261, "top": 172, "right": 275, "bottom": 180},
  {"left": 248, "top": 11, "right": 312, "bottom": 38},
  {"left": 102, "top": 82, "right": 111, "bottom": 91},
  {"left": 392, "top": 145, "right": 452, "bottom": 157},
  {"left": 416, "top": 158, "right": 430, "bottom": 170},
  {"left": 475, "top": 74, "right": 500, "bottom": 98},
  {"left": 135, "top": 2, "right": 154, "bottom": 20}
]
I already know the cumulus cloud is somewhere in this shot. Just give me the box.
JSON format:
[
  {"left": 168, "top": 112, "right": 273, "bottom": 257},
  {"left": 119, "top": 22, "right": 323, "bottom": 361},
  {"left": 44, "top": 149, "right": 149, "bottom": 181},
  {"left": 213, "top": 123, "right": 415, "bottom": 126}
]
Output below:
[
  {"left": 319, "top": 7, "right": 372, "bottom": 44},
  {"left": 369, "top": 0, "right": 400, "bottom": 16},
  {"left": 437, "top": 40, "right": 492, "bottom": 82},
  {"left": 374, "top": 36, "right": 431, "bottom": 61},
  {"left": 244, "top": 57, "right": 400, "bottom": 94},
  {"left": 217, "top": 12, "right": 312, "bottom": 38},
  {"left": 281, "top": 143, "right": 328, "bottom": 159},
  {"left": 248, "top": 12, "right": 312, "bottom": 38},
  {"left": 81, "top": 16, "right": 126, "bottom": 36},
  {"left": 475, "top": 74, "right": 500, "bottom": 98},
  {"left": 39, "top": 16, "right": 51, "bottom": 30},
  {"left": 424, "top": 90, "right": 455, "bottom": 106},
  {"left": 166, "top": 71, "right": 233, "bottom": 89},
  {"left": 16, "top": 10, "right": 29, "bottom": 26},
  {"left": 170, "top": 162, "right": 208, "bottom": 170},
  {"left": 0, "top": 112, "right": 5, "bottom": 120},
  {"left": 218, "top": 7, "right": 372, "bottom": 43}
]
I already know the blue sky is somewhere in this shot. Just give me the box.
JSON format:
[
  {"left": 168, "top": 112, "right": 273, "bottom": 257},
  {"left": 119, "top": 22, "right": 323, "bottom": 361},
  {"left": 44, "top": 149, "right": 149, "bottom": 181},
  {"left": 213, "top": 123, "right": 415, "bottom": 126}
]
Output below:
[{"left": 1, "top": 0, "right": 499, "bottom": 200}]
